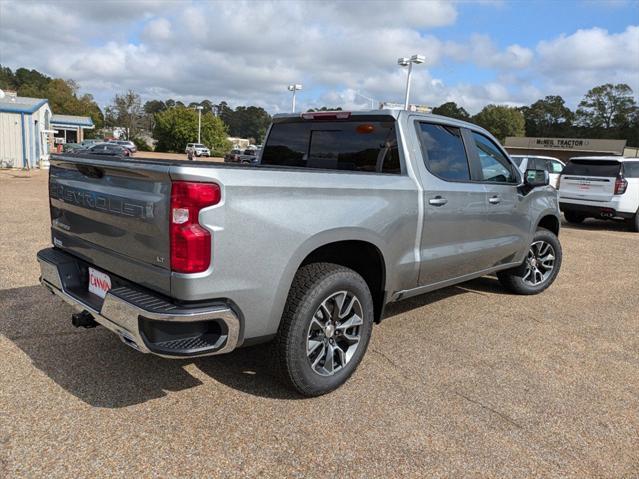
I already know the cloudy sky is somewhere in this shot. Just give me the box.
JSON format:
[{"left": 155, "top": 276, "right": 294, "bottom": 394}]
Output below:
[{"left": 1, "top": 0, "right": 638, "bottom": 113}]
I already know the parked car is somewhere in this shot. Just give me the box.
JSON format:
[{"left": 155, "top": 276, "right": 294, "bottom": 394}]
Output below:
[
  {"left": 39, "top": 110, "right": 562, "bottom": 396},
  {"left": 61, "top": 143, "right": 85, "bottom": 153},
  {"left": 238, "top": 148, "right": 261, "bottom": 164},
  {"left": 511, "top": 155, "right": 565, "bottom": 189},
  {"left": 558, "top": 156, "right": 639, "bottom": 231},
  {"left": 108, "top": 139, "right": 137, "bottom": 154},
  {"left": 80, "top": 139, "right": 101, "bottom": 148},
  {"left": 75, "top": 142, "right": 130, "bottom": 157},
  {"left": 185, "top": 143, "right": 211, "bottom": 157},
  {"left": 224, "top": 149, "right": 243, "bottom": 163}
]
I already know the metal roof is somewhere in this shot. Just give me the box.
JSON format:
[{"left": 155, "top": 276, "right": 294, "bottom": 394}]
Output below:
[
  {"left": 51, "top": 114, "right": 94, "bottom": 128},
  {"left": 0, "top": 96, "right": 48, "bottom": 113}
]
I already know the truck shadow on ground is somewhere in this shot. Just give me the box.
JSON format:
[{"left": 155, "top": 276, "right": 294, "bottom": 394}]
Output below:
[
  {"left": 1, "top": 278, "right": 501, "bottom": 407},
  {"left": 560, "top": 218, "right": 634, "bottom": 233}
]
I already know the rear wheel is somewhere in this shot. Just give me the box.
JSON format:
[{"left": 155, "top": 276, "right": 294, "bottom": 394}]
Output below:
[
  {"left": 564, "top": 211, "right": 585, "bottom": 224},
  {"left": 275, "top": 263, "right": 374, "bottom": 396},
  {"left": 498, "top": 228, "right": 562, "bottom": 295}
]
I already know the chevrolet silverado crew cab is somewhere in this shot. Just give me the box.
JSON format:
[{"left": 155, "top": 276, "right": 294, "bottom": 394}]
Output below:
[
  {"left": 38, "top": 110, "right": 562, "bottom": 396},
  {"left": 558, "top": 156, "right": 639, "bottom": 232}
]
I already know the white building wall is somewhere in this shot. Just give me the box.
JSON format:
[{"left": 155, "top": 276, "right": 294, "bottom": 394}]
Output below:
[
  {"left": 0, "top": 103, "right": 51, "bottom": 168},
  {"left": 0, "top": 111, "right": 23, "bottom": 168}
]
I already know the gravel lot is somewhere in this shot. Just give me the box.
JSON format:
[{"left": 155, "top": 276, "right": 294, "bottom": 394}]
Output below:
[{"left": 1, "top": 169, "right": 638, "bottom": 478}]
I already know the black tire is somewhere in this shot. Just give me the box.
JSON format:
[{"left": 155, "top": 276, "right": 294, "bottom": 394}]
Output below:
[
  {"left": 564, "top": 211, "right": 585, "bottom": 224},
  {"left": 629, "top": 211, "right": 639, "bottom": 233},
  {"left": 498, "top": 227, "right": 562, "bottom": 295},
  {"left": 275, "top": 263, "right": 374, "bottom": 396}
]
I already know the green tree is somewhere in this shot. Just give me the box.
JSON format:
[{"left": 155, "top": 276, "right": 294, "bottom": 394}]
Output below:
[
  {"left": 520, "top": 95, "right": 573, "bottom": 137},
  {"left": 218, "top": 104, "right": 271, "bottom": 143},
  {"left": 431, "top": 102, "right": 470, "bottom": 121},
  {"left": 472, "top": 105, "right": 525, "bottom": 142},
  {"left": 0, "top": 65, "right": 17, "bottom": 90},
  {"left": 143, "top": 99, "right": 166, "bottom": 131},
  {"left": 109, "top": 90, "right": 143, "bottom": 139},
  {"left": 154, "top": 106, "right": 231, "bottom": 155},
  {"left": 576, "top": 83, "right": 637, "bottom": 130}
]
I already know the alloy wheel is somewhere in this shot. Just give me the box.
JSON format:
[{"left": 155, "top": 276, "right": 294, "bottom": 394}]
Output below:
[
  {"left": 522, "top": 240, "right": 556, "bottom": 287},
  {"left": 306, "top": 291, "right": 363, "bottom": 376}
]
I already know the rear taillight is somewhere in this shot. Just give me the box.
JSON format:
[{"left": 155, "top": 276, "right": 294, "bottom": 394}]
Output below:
[
  {"left": 614, "top": 176, "right": 628, "bottom": 195},
  {"left": 170, "top": 181, "right": 221, "bottom": 273}
]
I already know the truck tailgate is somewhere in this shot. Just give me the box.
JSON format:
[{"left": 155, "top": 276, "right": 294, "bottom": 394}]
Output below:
[{"left": 49, "top": 156, "right": 172, "bottom": 294}]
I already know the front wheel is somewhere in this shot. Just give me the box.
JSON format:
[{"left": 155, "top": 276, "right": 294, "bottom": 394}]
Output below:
[
  {"left": 498, "top": 228, "right": 562, "bottom": 295},
  {"left": 275, "top": 263, "right": 374, "bottom": 396}
]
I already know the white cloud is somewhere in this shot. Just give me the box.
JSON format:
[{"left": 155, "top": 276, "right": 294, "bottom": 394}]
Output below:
[
  {"left": 0, "top": 0, "right": 637, "bottom": 114},
  {"left": 446, "top": 35, "right": 533, "bottom": 70},
  {"left": 535, "top": 26, "right": 639, "bottom": 102},
  {"left": 143, "top": 18, "right": 172, "bottom": 42}
]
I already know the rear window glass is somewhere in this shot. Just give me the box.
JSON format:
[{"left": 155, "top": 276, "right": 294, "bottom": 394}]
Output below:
[
  {"left": 563, "top": 160, "right": 621, "bottom": 177},
  {"left": 623, "top": 161, "right": 639, "bottom": 178},
  {"left": 511, "top": 157, "right": 524, "bottom": 166},
  {"left": 261, "top": 119, "right": 401, "bottom": 174},
  {"left": 417, "top": 123, "right": 470, "bottom": 181}
]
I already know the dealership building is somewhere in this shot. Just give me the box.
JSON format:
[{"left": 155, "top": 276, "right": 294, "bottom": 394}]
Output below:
[{"left": 504, "top": 137, "right": 628, "bottom": 163}]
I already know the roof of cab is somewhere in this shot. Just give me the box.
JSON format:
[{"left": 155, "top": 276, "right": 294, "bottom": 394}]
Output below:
[{"left": 272, "top": 109, "right": 494, "bottom": 137}]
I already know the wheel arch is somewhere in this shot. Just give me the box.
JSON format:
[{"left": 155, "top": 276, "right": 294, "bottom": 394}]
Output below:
[
  {"left": 277, "top": 229, "right": 389, "bottom": 325},
  {"left": 536, "top": 213, "right": 560, "bottom": 236}
]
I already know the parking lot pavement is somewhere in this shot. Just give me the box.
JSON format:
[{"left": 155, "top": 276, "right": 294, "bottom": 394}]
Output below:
[{"left": 1, "top": 169, "right": 638, "bottom": 478}]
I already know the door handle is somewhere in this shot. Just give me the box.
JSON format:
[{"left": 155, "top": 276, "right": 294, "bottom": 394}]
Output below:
[
  {"left": 488, "top": 195, "right": 501, "bottom": 205},
  {"left": 428, "top": 196, "right": 448, "bottom": 206}
]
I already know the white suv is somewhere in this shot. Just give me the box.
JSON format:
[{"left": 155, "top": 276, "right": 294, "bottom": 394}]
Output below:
[
  {"left": 511, "top": 155, "right": 564, "bottom": 189},
  {"left": 558, "top": 156, "right": 639, "bottom": 232},
  {"left": 185, "top": 143, "right": 210, "bottom": 157}
]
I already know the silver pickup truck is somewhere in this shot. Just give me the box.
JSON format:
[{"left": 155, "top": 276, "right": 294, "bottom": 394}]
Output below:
[{"left": 38, "top": 109, "right": 562, "bottom": 396}]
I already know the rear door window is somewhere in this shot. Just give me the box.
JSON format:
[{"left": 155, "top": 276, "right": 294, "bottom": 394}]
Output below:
[
  {"left": 562, "top": 160, "right": 621, "bottom": 177},
  {"left": 417, "top": 123, "right": 470, "bottom": 181},
  {"left": 261, "top": 119, "right": 401, "bottom": 174}
]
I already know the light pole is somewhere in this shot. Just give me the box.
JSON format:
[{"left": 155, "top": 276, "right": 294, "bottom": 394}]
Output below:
[
  {"left": 196, "top": 105, "right": 203, "bottom": 143},
  {"left": 288, "top": 84, "right": 302, "bottom": 112},
  {"left": 397, "top": 54, "right": 425, "bottom": 110},
  {"left": 355, "top": 90, "right": 377, "bottom": 110}
]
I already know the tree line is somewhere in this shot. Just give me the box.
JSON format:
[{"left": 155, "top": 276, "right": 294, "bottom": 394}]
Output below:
[
  {"left": 432, "top": 83, "right": 639, "bottom": 146},
  {"left": 2, "top": 66, "right": 637, "bottom": 153}
]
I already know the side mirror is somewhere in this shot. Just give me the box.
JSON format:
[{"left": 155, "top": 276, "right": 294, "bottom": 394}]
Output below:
[{"left": 524, "top": 169, "right": 549, "bottom": 188}]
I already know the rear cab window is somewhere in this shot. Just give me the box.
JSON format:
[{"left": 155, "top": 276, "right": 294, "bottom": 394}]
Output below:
[
  {"left": 562, "top": 160, "right": 621, "bottom": 177},
  {"left": 261, "top": 116, "right": 401, "bottom": 174},
  {"left": 416, "top": 123, "right": 470, "bottom": 181}
]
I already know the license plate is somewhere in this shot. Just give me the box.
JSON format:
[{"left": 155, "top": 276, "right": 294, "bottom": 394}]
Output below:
[{"left": 88, "top": 267, "right": 111, "bottom": 299}]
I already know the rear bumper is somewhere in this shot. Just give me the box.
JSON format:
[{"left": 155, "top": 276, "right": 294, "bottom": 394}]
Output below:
[
  {"left": 37, "top": 248, "right": 241, "bottom": 358},
  {"left": 559, "top": 202, "right": 635, "bottom": 220}
]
